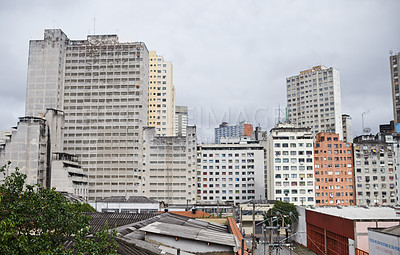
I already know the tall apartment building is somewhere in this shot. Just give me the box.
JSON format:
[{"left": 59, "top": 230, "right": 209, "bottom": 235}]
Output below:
[
  {"left": 142, "top": 126, "right": 197, "bottom": 205},
  {"left": 390, "top": 52, "right": 400, "bottom": 124},
  {"left": 266, "top": 123, "right": 315, "bottom": 206},
  {"left": 314, "top": 132, "right": 355, "bottom": 206},
  {"left": 286, "top": 65, "right": 343, "bottom": 139},
  {"left": 148, "top": 51, "right": 175, "bottom": 136},
  {"left": 26, "top": 29, "right": 149, "bottom": 201},
  {"left": 342, "top": 114, "right": 353, "bottom": 143},
  {"left": 196, "top": 141, "right": 265, "bottom": 204},
  {"left": 353, "top": 134, "right": 397, "bottom": 206},
  {"left": 175, "top": 105, "right": 188, "bottom": 136},
  {"left": 214, "top": 121, "right": 253, "bottom": 144}
]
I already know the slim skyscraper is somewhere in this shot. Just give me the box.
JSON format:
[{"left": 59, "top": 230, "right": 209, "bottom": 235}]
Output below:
[
  {"left": 148, "top": 51, "right": 175, "bottom": 136},
  {"left": 26, "top": 29, "right": 149, "bottom": 201},
  {"left": 286, "top": 65, "right": 343, "bottom": 139},
  {"left": 390, "top": 52, "right": 400, "bottom": 124}
]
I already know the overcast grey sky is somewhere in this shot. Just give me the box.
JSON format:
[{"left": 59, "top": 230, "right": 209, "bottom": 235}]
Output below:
[{"left": 0, "top": 0, "right": 399, "bottom": 142}]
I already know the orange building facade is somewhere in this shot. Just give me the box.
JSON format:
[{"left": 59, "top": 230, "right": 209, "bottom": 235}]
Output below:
[
  {"left": 314, "top": 132, "right": 355, "bottom": 206},
  {"left": 243, "top": 123, "right": 253, "bottom": 137}
]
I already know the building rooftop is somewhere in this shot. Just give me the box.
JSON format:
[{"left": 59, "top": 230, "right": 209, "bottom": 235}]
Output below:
[
  {"left": 140, "top": 221, "right": 237, "bottom": 247},
  {"left": 311, "top": 207, "right": 400, "bottom": 221},
  {"left": 157, "top": 210, "right": 213, "bottom": 218},
  {"left": 370, "top": 224, "right": 400, "bottom": 237},
  {"left": 84, "top": 212, "right": 157, "bottom": 233},
  {"left": 111, "top": 212, "right": 239, "bottom": 254},
  {"left": 97, "top": 196, "right": 160, "bottom": 204}
]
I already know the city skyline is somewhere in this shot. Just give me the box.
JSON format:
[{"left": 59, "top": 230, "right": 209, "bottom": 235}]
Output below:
[{"left": 0, "top": 0, "right": 399, "bottom": 142}]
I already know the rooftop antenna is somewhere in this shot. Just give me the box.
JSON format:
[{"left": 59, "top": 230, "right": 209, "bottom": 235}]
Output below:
[
  {"left": 93, "top": 17, "right": 96, "bottom": 34},
  {"left": 362, "top": 110, "right": 371, "bottom": 134}
]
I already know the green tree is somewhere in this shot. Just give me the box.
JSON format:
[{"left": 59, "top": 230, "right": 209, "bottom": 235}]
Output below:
[
  {"left": 267, "top": 201, "right": 298, "bottom": 227},
  {"left": 0, "top": 162, "right": 117, "bottom": 255}
]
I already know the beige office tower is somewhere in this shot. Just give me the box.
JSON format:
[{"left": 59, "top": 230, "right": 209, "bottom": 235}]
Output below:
[
  {"left": 25, "top": 29, "right": 149, "bottom": 201},
  {"left": 390, "top": 52, "right": 400, "bottom": 124},
  {"left": 286, "top": 65, "right": 343, "bottom": 139},
  {"left": 148, "top": 51, "right": 175, "bottom": 136}
]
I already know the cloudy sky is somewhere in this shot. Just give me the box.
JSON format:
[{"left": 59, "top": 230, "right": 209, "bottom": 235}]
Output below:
[{"left": 0, "top": 0, "right": 399, "bottom": 142}]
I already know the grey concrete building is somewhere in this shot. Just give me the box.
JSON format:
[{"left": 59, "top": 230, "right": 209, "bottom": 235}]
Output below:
[
  {"left": 142, "top": 126, "right": 197, "bottom": 205},
  {"left": 390, "top": 52, "right": 400, "bottom": 124},
  {"left": 196, "top": 140, "right": 266, "bottom": 204},
  {"left": 286, "top": 65, "right": 343, "bottom": 139},
  {"left": 0, "top": 109, "right": 88, "bottom": 198},
  {"left": 353, "top": 134, "right": 397, "bottom": 206},
  {"left": 25, "top": 29, "right": 68, "bottom": 117},
  {"left": 25, "top": 29, "right": 149, "bottom": 201},
  {"left": 342, "top": 113, "right": 353, "bottom": 143},
  {"left": 174, "top": 105, "right": 188, "bottom": 136}
]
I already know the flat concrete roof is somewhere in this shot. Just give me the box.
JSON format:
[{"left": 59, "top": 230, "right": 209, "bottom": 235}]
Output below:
[{"left": 309, "top": 207, "right": 400, "bottom": 221}]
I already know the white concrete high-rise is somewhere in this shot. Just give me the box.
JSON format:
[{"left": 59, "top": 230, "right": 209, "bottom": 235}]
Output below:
[
  {"left": 25, "top": 29, "right": 149, "bottom": 201},
  {"left": 266, "top": 123, "right": 315, "bottom": 206},
  {"left": 197, "top": 141, "right": 265, "bottom": 204},
  {"left": 175, "top": 105, "right": 188, "bottom": 136},
  {"left": 286, "top": 65, "right": 343, "bottom": 139}
]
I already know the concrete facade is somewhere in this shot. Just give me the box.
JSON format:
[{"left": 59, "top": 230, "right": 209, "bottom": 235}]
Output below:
[
  {"left": 142, "top": 126, "right": 197, "bottom": 205},
  {"left": 0, "top": 116, "right": 47, "bottom": 187},
  {"left": 342, "top": 113, "right": 353, "bottom": 143},
  {"left": 148, "top": 51, "right": 175, "bottom": 136},
  {"left": 353, "top": 134, "right": 398, "bottom": 206},
  {"left": 390, "top": 52, "right": 400, "bottom": 124},
  {"left": 266, "top": 123, "right": 315, "bottom": 206},
  {"left": 175, "top": 105, "right": 188, "bottom": 136},
  {"left": 314, "top": 132, "right": 355, "bottom": 206},
  {"left": 286, "top": 65, "right": 343, "bottom": 139},
  {"left": 25, "top": 29, "right": 68, "bottom": 117},
  {"left": 0, "top": 109, "right": 87, "bottom": 198},
  {"left": 25, "top": 29, "right": 150, "bottom": 201},
  {"left": 196, "top": 141, "right": 265, "bottom": 204}
]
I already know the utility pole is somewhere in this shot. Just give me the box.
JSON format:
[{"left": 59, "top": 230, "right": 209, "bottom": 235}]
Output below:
[
  {"left": 251, "top": 200, "right": 256, "bottom": 254},
  {"left": 240, "top": 208, "right": 243, "bottom": 234},
  {"left": 269, "top": 210, "right": 272, "bottom": 255}
]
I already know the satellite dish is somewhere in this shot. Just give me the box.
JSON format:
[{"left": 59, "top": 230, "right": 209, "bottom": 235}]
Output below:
[{"left": 363, "top": 127, "right": 371, "bottom": 133}]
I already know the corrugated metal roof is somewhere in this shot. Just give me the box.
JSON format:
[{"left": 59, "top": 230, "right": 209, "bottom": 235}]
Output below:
[
  {"left": 97, "top": 196, "right": 159, "bottom": 204},
  {"left": 84, "top": 212, "right": 157, "bottom": 233},
  {"left": 140, "top": 221, "right": 237, "bottom": 247}
]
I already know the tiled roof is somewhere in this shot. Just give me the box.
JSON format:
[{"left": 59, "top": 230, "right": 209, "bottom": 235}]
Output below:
[
  {"left": 228, "top": 217, "right": 249, "bottom": 255},
  {"left": 84, "top": 212, "right": 157, "bottom": 233}
]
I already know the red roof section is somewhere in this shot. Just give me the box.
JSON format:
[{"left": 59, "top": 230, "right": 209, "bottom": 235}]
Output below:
[{"left": 228, "top": 217, "right": 249, "bottom": 255}]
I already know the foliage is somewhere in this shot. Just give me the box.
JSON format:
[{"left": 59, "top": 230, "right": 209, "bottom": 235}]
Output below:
[
  {"left": 80, "top": 203, "right": 97, "bottom": 213},
  {"left": 267, "top": 201, "right": 298, "bottom": 227},
  {"left": 0, "top": 162, "right": 117, "bottom": 255}
]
